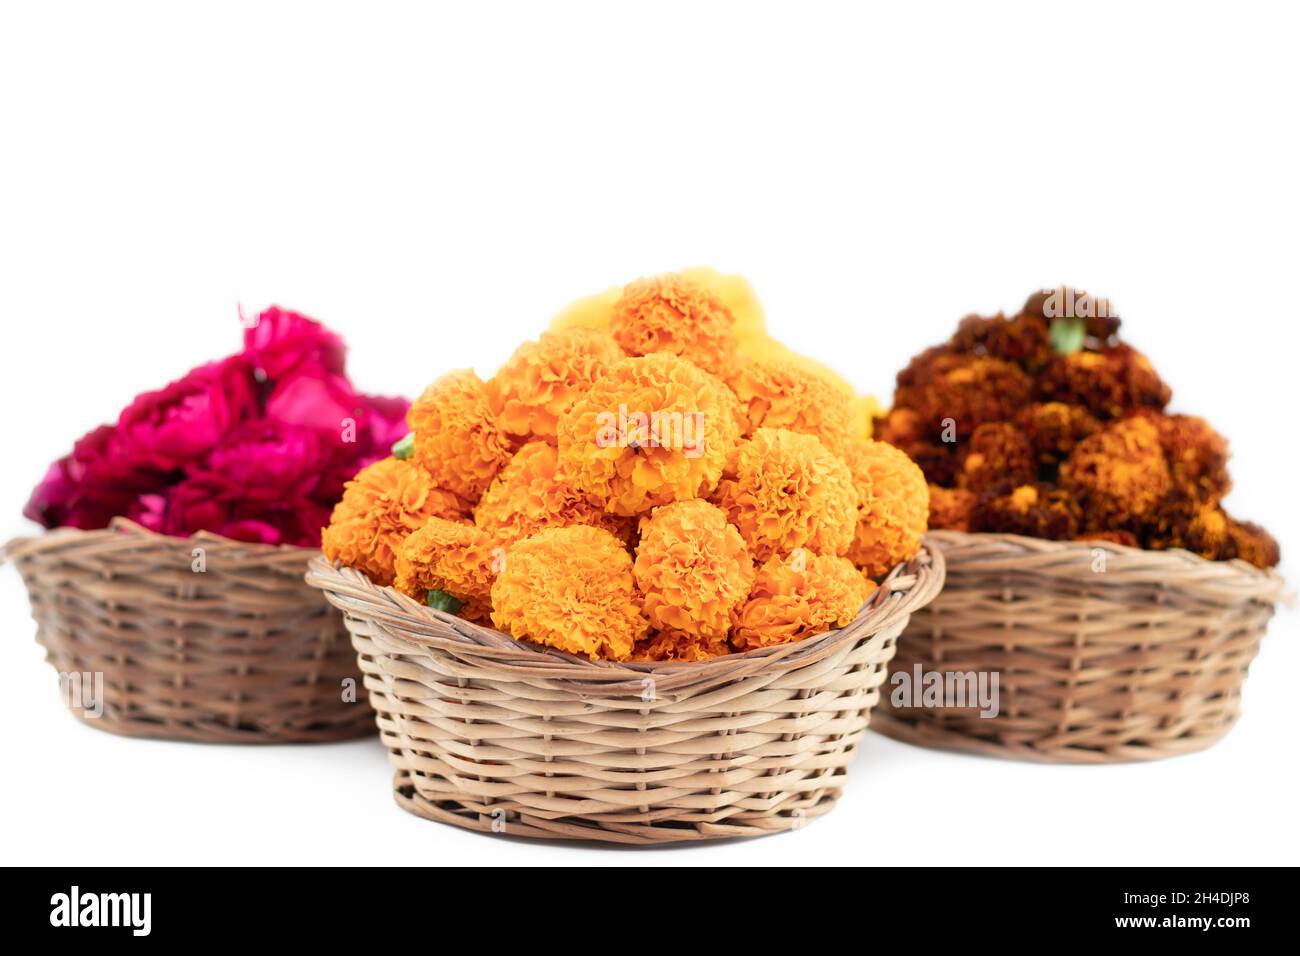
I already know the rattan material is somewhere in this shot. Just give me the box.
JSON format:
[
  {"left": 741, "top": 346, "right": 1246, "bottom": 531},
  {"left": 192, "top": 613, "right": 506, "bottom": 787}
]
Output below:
[
  {"left": 3, "top": 518, "right": 372, "bottom": 743},
  {"left": 305, "top": 544, "right": 944, "bottom": 844},
  {"left": 873, "top": 529, "right": 1286, "bottom": 763}
]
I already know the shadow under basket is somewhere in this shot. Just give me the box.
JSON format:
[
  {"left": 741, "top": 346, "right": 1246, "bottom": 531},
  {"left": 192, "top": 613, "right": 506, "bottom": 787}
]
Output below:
[
  {"left": 305, "top": 545, "right": 944, "bottom": 845},
  {"left": 3, "top": 518, "right": 373, "bottom": 744},
  {"left": 873, "top": 530, "right": 1287, "bottom": 763}
]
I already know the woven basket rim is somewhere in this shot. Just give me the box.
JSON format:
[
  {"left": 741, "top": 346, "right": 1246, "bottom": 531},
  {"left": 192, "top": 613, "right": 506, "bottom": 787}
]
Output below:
[
  {"left": 924, "top": 528, "right": 1286, "bottom": 604},
  {"left": 2, "top": 516, "right": 321, "bottom": 565},
  {"left": 306, "top": 543, "right": 944, "bottom": 689}
]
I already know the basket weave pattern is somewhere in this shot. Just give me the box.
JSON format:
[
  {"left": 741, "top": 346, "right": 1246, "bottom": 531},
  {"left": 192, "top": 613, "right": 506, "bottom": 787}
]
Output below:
[
  {"left": 873, "top": 530, "right": 1286, "bottom": 763},
  {"left": 306, "top": 545, "right": 943, "bottom": 844},
  {"left": 4, "top": 519, "right": 372, "bottom": 743}
]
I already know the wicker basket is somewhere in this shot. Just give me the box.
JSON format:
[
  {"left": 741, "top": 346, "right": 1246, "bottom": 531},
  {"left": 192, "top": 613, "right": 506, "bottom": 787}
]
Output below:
[
  {"left": 305, "top": 544, "right": 944, "bottom": 844},
  {"left": 3, "top": 518, "right": 373, "bottom": 743},
  {"left": 873, "top": 529, "right": 1287, "bottom": 763}
]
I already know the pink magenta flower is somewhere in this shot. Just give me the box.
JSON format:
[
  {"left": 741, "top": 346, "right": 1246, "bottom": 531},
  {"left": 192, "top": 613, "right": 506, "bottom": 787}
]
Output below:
[
  {"left": 204, "top": 419, "right": 322, "bottom": 502},
  {"left": 25, "top": 306, "right": 404, "bottom": 544},
  {"left": 163, "top": 473, "right": 330, "bottom": 547},
  {"left": 117, "top": 356, "right": 259, "bottom": 470},
  {"left": 243, "top": 305, "right": 346, "bottom": 382},
  {"left": 264, "top": 360, "right": 362, "bottom": 436}
]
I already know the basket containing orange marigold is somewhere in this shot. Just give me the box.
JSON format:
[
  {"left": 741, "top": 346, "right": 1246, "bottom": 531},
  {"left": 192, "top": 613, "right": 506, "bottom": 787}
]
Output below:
[
  {"left": 871, "top": 288, "right": 1286, "bottom": 763},
  {"left": 307, "top": 269, "right": 943, "bottom": 843}
]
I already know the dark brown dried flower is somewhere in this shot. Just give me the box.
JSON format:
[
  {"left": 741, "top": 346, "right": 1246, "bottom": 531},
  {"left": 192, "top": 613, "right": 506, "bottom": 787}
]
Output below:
[
  {"left": 971, "top": 484, "right": 1081, "bottom": 540},
  {"left": 951, "top": 310, "right": 1053, "bottom": 372},
  {"left": 1225, "top": 519, "right": 1281, "bottom": 570},
  {"left": 957, "top": 422, "right": 1036, "bottom": 496},
  {"left": 894, "top": 352, "right": 1033, "bottom": 436},
  {"left": 1038, "top": 344, "right": 1171, "bottom": 420},
  {"left": 1013, "top": 402, "right": 1102, "bottom": 467}
]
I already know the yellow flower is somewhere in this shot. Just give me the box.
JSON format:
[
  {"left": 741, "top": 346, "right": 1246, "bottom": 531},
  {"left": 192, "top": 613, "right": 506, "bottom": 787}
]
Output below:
[
  {"left": 556, "top": 352, "right": 741, "bottom": 516},
  {"left": 407, "top": 369, "right": 513, "bottom": 503},
  {"left": 394, "top": 518, "right": 498, "bottom": 623},
  {"left": 713, "top": 427, "right": 857, "bottom": 561},
  {"left": 321, "top": 457, "right": 465, "bottom": 587},
  {"left": 732, "top": 551, "right": 869, "bottom": 651},
  {"left": 491, "top": 525, "right": 648, "bottom": 661},
  {"left": 487, "top": 328, "right": 625, "bottom": 444},
  {"left": 633, "top": 499, "right": 754, "bottom": 640},
  {"left": 473, "top": 441, "right": 633, "bottom": 546}
]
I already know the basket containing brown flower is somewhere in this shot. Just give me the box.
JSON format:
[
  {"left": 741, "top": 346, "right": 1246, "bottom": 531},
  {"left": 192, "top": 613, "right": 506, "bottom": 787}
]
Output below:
[
  {"left": 4, "top": 308, "right": 405, "bottom": 743},
  {"left": 872, "top": 288, "right": 1286, "bottom": 762},
  {"left": 307, "top": 270, "right": 943, "bottom": 843}
]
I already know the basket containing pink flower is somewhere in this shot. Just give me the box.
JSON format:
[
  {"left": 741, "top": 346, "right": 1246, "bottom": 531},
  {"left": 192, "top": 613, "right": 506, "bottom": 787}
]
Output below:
[{"left": 3, "top": 308, "right": 406, "bottom": 743}]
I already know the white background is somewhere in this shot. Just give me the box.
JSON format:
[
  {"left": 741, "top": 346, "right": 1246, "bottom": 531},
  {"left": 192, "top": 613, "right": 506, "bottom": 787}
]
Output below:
[{"left": 1, "top": 1, "right": 1296, "bottom": 866}]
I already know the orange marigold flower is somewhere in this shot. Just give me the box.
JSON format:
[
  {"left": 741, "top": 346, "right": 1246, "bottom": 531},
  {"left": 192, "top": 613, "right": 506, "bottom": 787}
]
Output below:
[
  {"left": 1059, "top": 416, "right": 1171, "bottom": 528},
  {"left": 732, "top": 551, "right": 869, "bottom": 651},
  {"left": 713, "top": 428, "right": 857, "bottom": 562},
  {"left": 633, "top": 499, "right": 754, "bottom": 640},
  {"left": 321, "top": 457, "right": 465, "bottom": 587},
  {"left": 486, "top": 328, "right": 625, "bottom": 443},
  {"left": 928, "top": 484, "right": 976, "bottom": 533},
  {"left": 632, "top": 630, "right": 732, "bottom": 663},
  {"left": 394, "top": 518, "right": 498, "bottom": 623},
  {"left": 725, "top": 356, "right": 856, "bottom": 454},
  {"left": 842, "top": 439, "right": 929, "bottom": 578},
  {"left": 556, "top": 352, "right": 741, "bottom": 516},
  {"left": 473, "top": 441, "right": 633, "bottom": 546},
  {"left": 408, "top": 369, "right": 512, "bottom": 502},
  {"left": 859, "top": 570, "right": 881, "bottom": 597},
  {"left": 490, "top": 525, "right": 649, "bottom": 661},
  {"left": 609, "top": 274, "right": 738, "bottom": 377}
]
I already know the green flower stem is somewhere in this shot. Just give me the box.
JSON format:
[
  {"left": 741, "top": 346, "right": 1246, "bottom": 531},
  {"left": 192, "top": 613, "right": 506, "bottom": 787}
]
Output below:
[
  {"left": 392, "top": 432, "right": 415, "bottom": 460},
  {"left": 426, "top": 589, "right": 464, "bottom": 614},
  {"left": 1049, "top": 316, "right": 1086, "bottom": 355}
]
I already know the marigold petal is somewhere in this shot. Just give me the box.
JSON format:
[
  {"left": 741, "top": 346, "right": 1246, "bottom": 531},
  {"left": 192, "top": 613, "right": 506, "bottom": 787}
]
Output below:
[
  {"left": 321, "top": 457, "right": 465, "bottom": 586},
  {"left": 609, "top": 274, "right": 738, "bottom": 377},
  {"left": 633, "top": 499, "right": 753, "bottom": 640},
  {"left": 843, "top": 439, "right": 929, "bottom": 578},
  {"left": 408, "top": 370, "right": 512, "bottom": 502},
  {"left": 732, "top": 551, "right": 869, "bottom": 651},
  {"left": 490, "top": 525, "right": 648, "bottom": 660},
  {"left": 394, "top": 517, "right": 498, "bottom": 623},
  {"left": 486, "top": 328, "right": 625, "bottom": 443},
  {"left": 712, "top": 427, "right": 857, "bottom": 561},
  {"left": 556, "top": 352, "right": 740, "bottom": 516},
  {"left": 474, "top": 441, "right": 633, "bottom": 546}
]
